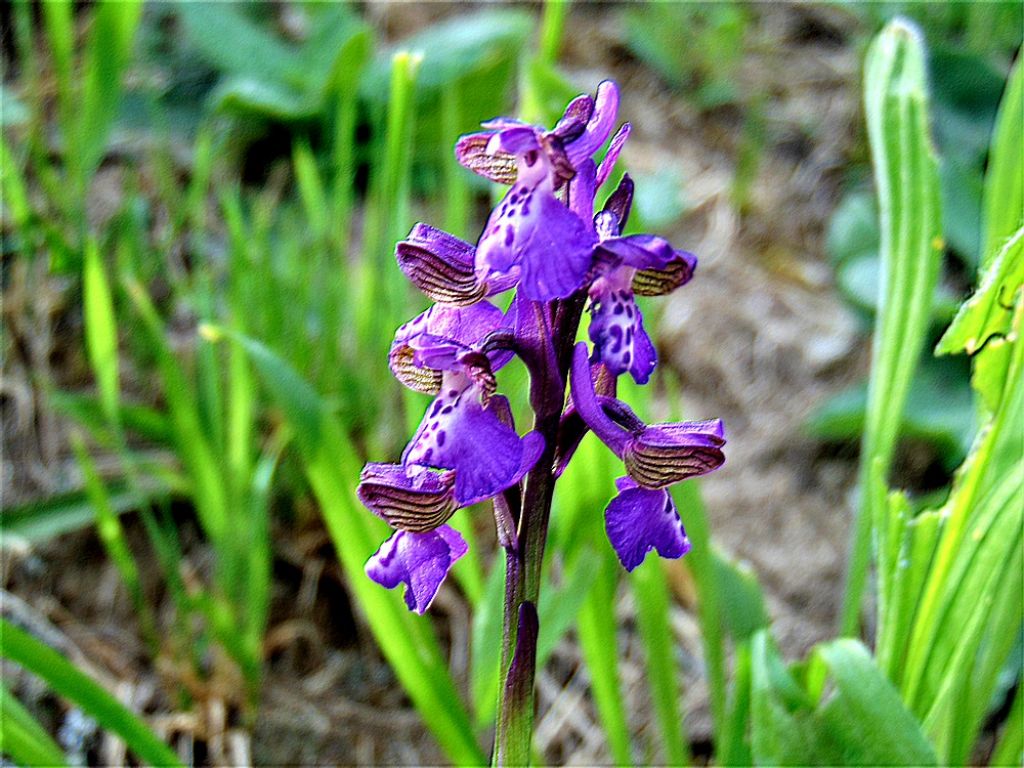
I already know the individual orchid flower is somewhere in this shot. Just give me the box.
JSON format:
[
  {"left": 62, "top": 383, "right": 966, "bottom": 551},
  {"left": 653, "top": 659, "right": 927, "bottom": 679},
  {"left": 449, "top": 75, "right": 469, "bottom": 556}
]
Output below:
[
  {"left": 360, "top": 303, "right": 541, "bottom": 610},
  {"left": 570, "top": 342, "right": 724, "bottom": 570},
  {"left": 455, "top": 82, "right": 625, "bottom": 301},
  {"left": 587, "top": 176, "right": 697, "bottom": 384}
]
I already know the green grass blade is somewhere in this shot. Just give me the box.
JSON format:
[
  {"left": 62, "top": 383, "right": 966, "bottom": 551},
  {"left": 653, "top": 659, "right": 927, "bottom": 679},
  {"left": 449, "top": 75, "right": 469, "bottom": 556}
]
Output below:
[
  {"left": 78, "top": 0, "right": 142, "bottom": 181},
  {"left": 82, "top": 240, "right": 120, "bottom": 421},
  {"left": 0, "top": 620, "right": 182, "bottom": 767},
  {"left": 629, "top": 559, "right": 691, "bottom": 766},
  {"left": 576, "top": 552, "right": 631, "bottom": 766},
  {"left": 980, "top": 56, "right": 1023, "bottom": 268},
  {"left": 0, "top": 681, "right": 68, "bottom": 767},
  {"left": 70, "top": 433, "right": 155, "bottom": 646},
  {"left": 841, "top": 18, "right": 943, "bottom": 636},
  {"left": 213, "top": 328, "right": 485, "bottom": 764}
]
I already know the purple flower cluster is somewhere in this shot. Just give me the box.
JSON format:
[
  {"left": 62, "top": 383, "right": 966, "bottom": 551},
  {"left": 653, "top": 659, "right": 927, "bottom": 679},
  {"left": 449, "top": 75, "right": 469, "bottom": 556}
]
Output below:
[{"left": 358, "top": 81, "right": 725, "bottom": 613}]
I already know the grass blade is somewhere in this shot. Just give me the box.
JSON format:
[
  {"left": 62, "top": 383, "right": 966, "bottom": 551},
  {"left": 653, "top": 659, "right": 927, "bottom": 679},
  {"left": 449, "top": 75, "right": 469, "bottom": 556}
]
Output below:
[
  {"left": 0, "top": 681, "right": 68, "bottom": 767},
  {"left": 0, "top": 620, "right": 182, "bottom": 767}
]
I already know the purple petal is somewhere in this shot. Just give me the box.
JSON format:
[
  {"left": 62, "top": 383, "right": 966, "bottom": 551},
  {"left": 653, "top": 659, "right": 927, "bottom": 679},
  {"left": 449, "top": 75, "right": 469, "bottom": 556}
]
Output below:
[
  {"left": 567, "top": 80, "right": 620, "bottom": 166},
  {"left": 624, "top": 419, "right": 726, "bottom": 489},
  {"left": 477, "top": 184, "right": 595, "bottom": 301},
  {"left": 403, "top": 385, "right": 544, "bottom": 505},
  {"left": 569, "top": 158, "right": 598, "bottom": 229},
  {"left": 365, "top": 527, "right": 468, "bottom": 613},
  {"left": 589, "top": 277, "right": 657, "bottom": 384},
  {"left": 598, "top": 234, "right": 690, "bottom": 272},
  {"left": 395, "top": 223, "right": 485, "bottom": 306},
  {"left": 390, "top": 303, "right": 507, "bottom": 387},
  {"left": 605, "top": 478, "right": 690, "bottom": 572},
  {"left": 596, "top": 122, "right": 631, "bottom": 188},
  {"left": 551, "top": 94, "right": 595, "bottom": 142},
  {"left": 601, "top": 175, "right": 634, "bottom": 231},
  {"left": 455, "top": 132, "right": 517, "bottom": 185},
  {"left": 569, "top": 342, "right": 630, "bottom": 455},
  {"left": 487, "top": 126, "right": 541, "bottom": 156},
  {"left": 357, "top": 462, "right": 458, "bottom": 532}
]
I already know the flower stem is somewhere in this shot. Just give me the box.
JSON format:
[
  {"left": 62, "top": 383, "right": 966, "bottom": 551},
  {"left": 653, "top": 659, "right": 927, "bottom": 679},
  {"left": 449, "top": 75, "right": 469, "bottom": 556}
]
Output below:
[{"left": 493, "top": 294, "right": 586, "bottom": 766}]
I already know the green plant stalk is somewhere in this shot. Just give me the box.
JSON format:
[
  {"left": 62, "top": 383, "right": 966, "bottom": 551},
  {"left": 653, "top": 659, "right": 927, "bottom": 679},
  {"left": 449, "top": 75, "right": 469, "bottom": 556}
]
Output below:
[
  {"left": 1, "top": 620, "right": 183, "bottom": 767},
  {"left": 840, "top": 19, "right": 942, "bottom": 636},
  {"left": 493, "top": 294, "right": 586, "bottom": 766},
  {"left": 442, "top": 83, "right": 470, "bottom": 239},
  {"left": 537, "top": 0, "right": 571, "bottom": 69}
]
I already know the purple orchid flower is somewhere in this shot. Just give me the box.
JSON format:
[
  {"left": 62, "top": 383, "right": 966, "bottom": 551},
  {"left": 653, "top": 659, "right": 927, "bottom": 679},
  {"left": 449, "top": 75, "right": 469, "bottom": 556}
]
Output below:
[
  {"left": 454, "top": 82, "right": 624, "bottom": 302},
  {"left": 583, "top": 175, "right": 697, "bottom": 384},
  {"left": 360, "top": 302, "right": 542, "bottom": 610},
  {"left": 570, "top": 342, "right": 724, "bottom": 570}
]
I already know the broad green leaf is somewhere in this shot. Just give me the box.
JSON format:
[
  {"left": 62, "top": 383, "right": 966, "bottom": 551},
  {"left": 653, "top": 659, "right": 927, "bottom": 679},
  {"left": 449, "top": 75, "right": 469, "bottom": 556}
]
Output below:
[
  {"left": 841, "top": 18, "right": 943, "bottom": 635},
  {"left": 807, "top": 355, "right": 975, "bottom": 469},
  {"left": 713, "top": 547, "right": 769, "bottom": 641},
  {"left": 0, "top": 682, "right": 68, "bottom": 767},
  {"left": 0, "top": 479, "right": 172, "bottom": 548},
  {"left": 750, "top": 632, "right": 938, "bottom": 766},
  {"left": 78, "top": 0, "right": 143, "bottom": 179},
  {"left": 0, "top": 620, "right": 182, "bottom": 767}
]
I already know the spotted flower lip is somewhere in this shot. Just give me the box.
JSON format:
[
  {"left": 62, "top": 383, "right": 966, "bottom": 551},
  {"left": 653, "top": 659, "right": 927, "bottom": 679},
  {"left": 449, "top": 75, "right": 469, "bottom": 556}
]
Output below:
[
  {"left": 570, "top": 343, "right": 725, "bottom": 489},
  {"left": 365, "top": 526, "right": 468, "bottom": 614},
  {"left": 604, "top": 476, "right": 690, "bottom": 571},
  {"left": 403, "top": 385, "right": 545, "bottom": 506}
]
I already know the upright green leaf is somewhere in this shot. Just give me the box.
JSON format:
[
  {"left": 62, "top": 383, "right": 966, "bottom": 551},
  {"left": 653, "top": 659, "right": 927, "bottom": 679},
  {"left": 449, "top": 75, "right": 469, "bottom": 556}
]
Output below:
[
  {"left": 841, "top": 18, "right": 943, "bottom": 636},
  {"left": 82, "top": 240, "right": 119, "bottom": 421},
  {"left": 980, "top": 57, "right": 1023, "bottom": 267}
]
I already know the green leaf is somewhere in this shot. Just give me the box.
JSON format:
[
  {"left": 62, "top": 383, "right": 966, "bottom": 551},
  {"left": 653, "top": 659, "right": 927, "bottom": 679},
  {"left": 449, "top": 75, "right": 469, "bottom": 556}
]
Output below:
[
  {"left": 83, "top": 240, "right": 120, "bottom": 421},
  {"left": 713, "top": 547, "right": 769, "bottom": 641},
  {"left": 362, "top": 9, "right": 532, "bottom": 97},
  {"left": 936, "top": 226, "right": 1024, "bottom": 356},
  {"left": 0, "top": 681, "right": 68, "bottom": 767},
  {"left": 78, "top": 0, "right": 143, "bottom": 179},
  {"left": 807, "top": 355, "right": 975, "bottom": 470},
  {"left": 981, "top": 57, "right": 1023, "bottom": 269},
  {"left": 0, "top": 480, "right": 171, "bottom": 548},
  {"left": 841, "top": 18, "right": 943, "bottom": 635},
  {"left": 0, "top": 620, "right": 182, "bottom": 767},
  {"left": 750, "top": 632, "right": 938, "bottom": 766}
]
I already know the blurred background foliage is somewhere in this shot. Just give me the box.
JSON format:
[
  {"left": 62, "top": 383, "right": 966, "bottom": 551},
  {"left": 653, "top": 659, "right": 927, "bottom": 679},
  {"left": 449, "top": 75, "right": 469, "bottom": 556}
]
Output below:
[{"left": 1, "top": 1, "right": 1020, "bottom": 766}]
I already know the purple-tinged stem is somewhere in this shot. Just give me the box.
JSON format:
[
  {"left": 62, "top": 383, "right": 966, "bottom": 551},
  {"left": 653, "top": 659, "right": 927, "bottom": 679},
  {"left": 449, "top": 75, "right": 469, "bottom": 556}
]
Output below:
[{"left": 493, "top": 291, "right": 586, "bottom": 766}]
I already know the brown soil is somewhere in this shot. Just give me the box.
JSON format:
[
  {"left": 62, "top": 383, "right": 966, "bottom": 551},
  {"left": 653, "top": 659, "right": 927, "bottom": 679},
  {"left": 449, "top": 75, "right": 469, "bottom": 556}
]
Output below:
[{"left": 2, "top": 4, "right": 875, "bottom": 765}]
